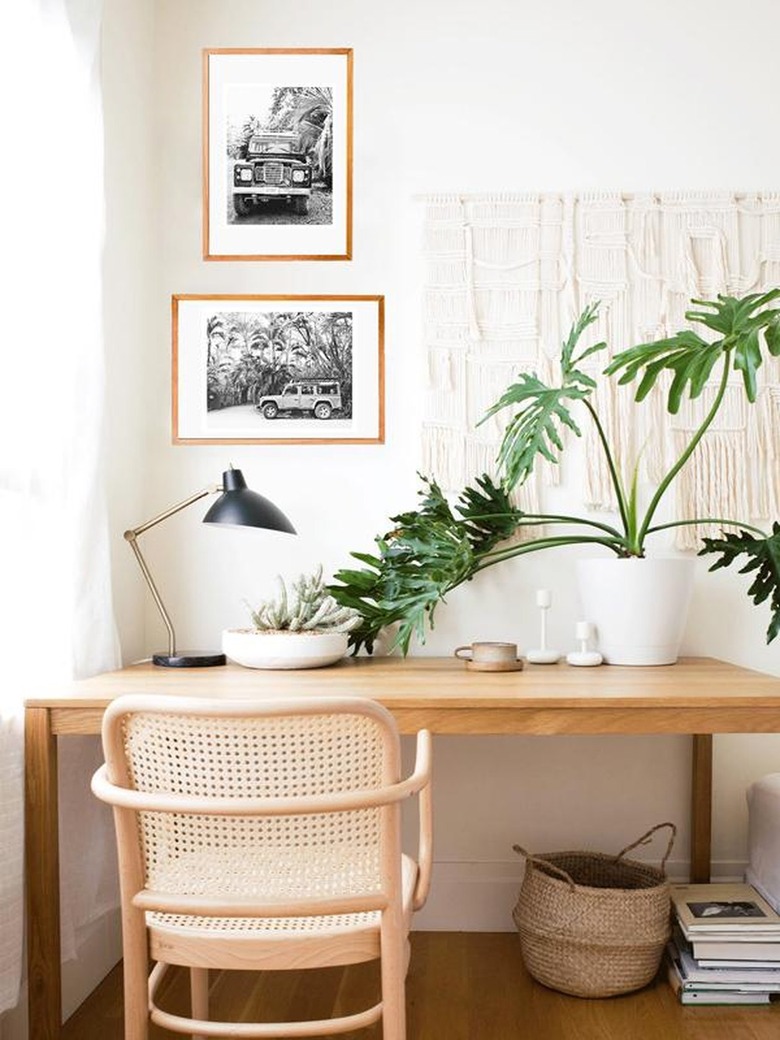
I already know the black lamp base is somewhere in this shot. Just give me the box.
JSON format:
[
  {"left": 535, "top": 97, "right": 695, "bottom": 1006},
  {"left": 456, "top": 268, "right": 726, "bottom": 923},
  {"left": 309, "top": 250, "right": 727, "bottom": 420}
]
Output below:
[{"left": 152, "top": 651, "right": 227, "bottom": 668}]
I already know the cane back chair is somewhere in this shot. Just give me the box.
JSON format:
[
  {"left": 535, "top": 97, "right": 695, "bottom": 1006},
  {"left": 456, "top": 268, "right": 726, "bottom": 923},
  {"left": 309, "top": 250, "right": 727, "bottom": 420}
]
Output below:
[{"left": 92, "top": 694, "right": 433, "bottom": 1039}]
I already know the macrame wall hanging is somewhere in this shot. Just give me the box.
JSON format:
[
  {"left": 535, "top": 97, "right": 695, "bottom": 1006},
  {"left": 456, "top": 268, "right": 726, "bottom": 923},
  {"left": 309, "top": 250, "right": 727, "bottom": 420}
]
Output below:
[{"left": 421, "top": 192, "right": 780, "bottom": 547}]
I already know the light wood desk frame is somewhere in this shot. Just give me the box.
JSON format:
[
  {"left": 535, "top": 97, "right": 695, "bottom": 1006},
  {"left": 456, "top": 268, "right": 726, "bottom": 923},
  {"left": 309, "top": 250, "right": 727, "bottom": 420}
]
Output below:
[{"left": 24, "top": 656, "right": 780, "bottom": 1039}]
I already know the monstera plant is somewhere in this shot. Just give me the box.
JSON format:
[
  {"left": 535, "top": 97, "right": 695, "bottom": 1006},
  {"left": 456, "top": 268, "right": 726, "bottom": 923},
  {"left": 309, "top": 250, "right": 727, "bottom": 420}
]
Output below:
[{"left": 330, "top": 292, "right": 780, "bottom": 655}]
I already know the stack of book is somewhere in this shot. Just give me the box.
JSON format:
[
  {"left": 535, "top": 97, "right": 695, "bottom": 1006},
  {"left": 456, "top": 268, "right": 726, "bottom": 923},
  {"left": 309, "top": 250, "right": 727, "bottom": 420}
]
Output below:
[{"left": 667, "top": 881, "right": 780, "bottom": 1005}]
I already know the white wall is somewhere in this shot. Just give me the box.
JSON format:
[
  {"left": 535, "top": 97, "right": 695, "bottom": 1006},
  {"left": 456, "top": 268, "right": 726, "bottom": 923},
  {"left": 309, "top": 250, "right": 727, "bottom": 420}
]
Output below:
[{"left": 104, "top": 0, "right": 780, "bottom": 929}]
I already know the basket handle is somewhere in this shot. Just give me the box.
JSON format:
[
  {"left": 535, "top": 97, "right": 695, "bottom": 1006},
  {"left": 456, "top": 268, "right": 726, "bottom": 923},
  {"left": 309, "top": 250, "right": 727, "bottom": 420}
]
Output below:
[
  {"left": 512, "top": 844, "right": 577, "bottom": 892},
  {"left": 614, "top": 821, "right": 677, "bottom": 871}
]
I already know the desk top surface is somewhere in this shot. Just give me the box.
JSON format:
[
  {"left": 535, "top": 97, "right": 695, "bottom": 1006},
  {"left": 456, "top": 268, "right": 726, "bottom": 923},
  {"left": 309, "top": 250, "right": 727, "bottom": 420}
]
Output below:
[{"left": 25, "top": 655, "right": 780, "bottom": 710}]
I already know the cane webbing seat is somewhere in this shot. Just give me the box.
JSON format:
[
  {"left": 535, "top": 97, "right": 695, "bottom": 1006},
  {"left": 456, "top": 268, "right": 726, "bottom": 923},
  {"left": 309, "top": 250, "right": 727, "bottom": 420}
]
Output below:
[{"left": 92, "top": 695, "right": 432, "bottom": 1040}]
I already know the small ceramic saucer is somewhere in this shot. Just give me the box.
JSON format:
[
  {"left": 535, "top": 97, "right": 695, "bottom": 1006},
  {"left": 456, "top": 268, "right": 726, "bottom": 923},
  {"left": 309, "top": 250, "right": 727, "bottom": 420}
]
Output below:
[{"left": 464, "top": 659, "right": 524, "bottom": 672}]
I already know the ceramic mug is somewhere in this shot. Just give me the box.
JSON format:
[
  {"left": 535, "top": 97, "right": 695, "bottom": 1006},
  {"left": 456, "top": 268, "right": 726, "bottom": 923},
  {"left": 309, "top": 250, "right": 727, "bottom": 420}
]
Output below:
[{"left": 454, "top": 641, "right": 521, "bottom": 669}]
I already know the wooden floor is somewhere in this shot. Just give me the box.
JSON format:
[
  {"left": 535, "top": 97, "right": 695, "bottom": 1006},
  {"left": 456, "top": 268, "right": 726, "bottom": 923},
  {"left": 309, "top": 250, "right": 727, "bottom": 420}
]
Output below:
[{"left": 61, "top": 933, "right": 779, "bottom": 1040}]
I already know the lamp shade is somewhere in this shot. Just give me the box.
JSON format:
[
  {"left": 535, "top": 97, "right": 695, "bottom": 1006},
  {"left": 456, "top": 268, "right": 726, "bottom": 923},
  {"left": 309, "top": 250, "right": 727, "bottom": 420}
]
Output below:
[{"left": 202, "top": 468, "right": 296, "bottom": 534}]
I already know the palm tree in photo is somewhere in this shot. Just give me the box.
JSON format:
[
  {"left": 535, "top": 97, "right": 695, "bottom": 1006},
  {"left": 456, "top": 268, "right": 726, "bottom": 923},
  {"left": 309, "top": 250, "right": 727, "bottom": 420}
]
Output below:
[
  {"left": 280, "top": 316, "right": 316, "bottom": 373},
  {"left": 225, "top": 313, "right": 265, "bottom": 361},
  {"left": 256, "top": 313, "right": 297, "bottom": 370},
  {"left": 207, "top": 313, "right": 268, "bottom": 408},
  {"left": 266, "top": 86, "right": 334, "bottom": 186},
  {"left": 206, "top": 314, "right": 228, "bottom": 366},
  {"left": 206, "top": 313, "right": 238, "bottom": 409},
  {"left": 237, "top": 115, "right": 264, "bottom": 159},
  {"left": 291, "top": 88, "right": 333, "bottom": 187},
  {"left": 298, "top": 312, "right": 353, "bottom": 414}
]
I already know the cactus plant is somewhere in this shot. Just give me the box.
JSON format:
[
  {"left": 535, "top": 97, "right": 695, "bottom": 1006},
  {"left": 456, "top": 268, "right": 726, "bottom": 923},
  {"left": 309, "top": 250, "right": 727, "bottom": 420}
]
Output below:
[{"left": 248, "top": 566, "right": 361, "bottom": 633}]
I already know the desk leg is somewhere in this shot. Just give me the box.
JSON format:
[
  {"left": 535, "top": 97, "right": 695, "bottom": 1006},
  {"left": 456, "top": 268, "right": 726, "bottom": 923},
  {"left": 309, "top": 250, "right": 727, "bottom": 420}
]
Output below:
[
  {"left": 25, "top": 707, "right": 61, "bottom": 1040},
  {"left": 690, "top": 734, "right": 713, "bottom": 883}
]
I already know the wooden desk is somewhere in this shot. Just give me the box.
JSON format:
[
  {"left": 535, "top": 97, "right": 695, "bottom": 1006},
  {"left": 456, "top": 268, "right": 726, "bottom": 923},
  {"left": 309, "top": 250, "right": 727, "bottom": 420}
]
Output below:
[{"left": 25, "top": 655, "right": 780, "bottom": 1039}]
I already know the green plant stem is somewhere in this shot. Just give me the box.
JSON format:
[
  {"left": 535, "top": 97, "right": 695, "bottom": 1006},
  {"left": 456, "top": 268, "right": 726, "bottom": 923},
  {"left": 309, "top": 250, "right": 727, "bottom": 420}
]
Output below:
[
  {"left": 583, "top": 399, "right": 631, "bottom": 536},
  {"left": 465, "top": 510, "right": 624, "bottom": 539},
  {"left": 475, "top": 534, "right": 627, "bottom": 573},
  {"left": 647, "top": 518, "right": 767, "bottom": 539},
  {"left": 637, "top": 356, "right": 730, "bottom": 548},
  {"left": 516, "top": 514, "right": 624, "bottom": 538}
]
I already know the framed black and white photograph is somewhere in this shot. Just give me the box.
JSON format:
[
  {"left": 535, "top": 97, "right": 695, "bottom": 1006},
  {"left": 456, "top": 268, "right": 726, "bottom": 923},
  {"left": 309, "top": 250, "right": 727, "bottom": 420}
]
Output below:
[
  {"left": 173, "top": 295, "right": 384, "bottom": 444},
  {"left": 203, "top": 49, "right": 352, "bottom": 261}
]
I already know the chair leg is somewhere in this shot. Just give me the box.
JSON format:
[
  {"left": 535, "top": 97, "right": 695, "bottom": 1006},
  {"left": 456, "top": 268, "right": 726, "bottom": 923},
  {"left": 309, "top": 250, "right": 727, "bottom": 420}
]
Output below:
[
  {"left": 122, "top": 910, "right": 149, "bottom": 1040},
  {"left": 191, "top": 967, "right": 209, "bottom": 1040},
  {"left": 380, "top": 922, "right": 408, "bottom": 1040}
]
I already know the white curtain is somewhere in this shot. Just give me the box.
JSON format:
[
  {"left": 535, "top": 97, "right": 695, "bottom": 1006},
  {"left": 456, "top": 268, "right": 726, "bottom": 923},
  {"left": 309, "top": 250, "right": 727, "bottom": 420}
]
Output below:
[{"left": 0, "top": 0, "right": 120, "bottom": 1020}]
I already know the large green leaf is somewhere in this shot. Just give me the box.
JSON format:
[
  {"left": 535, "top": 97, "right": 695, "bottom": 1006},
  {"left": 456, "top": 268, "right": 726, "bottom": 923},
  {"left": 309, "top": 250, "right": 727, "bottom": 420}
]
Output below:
[
  {"left": 481, "top": 304, "right": 606, "bottom": 492},
  {"left": 329, "top": 475, "right": 523, "bottom": 654},
  {"left": 765, "top": 311, "right": 780, "bottom": 356},
  {"left": 457, "top": 473, "right": 523, "bottom": 552},
  {"left": 606, "top": 291, "right": 780, "bottom": 409},
  {"left": 699, "top": 523, "right": 780, "bottom": 643}
]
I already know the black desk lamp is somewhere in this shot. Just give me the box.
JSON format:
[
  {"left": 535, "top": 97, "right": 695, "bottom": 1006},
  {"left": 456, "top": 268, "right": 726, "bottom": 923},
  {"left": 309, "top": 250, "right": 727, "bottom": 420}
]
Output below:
[{"left": 124, "top": 467, "right": 295, "bottom": 667}]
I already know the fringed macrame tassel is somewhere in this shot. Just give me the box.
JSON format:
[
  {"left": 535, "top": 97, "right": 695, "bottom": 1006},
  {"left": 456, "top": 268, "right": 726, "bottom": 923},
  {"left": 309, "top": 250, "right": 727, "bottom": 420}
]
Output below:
[
  {"left": 671, "top": 431, "right": 752, "bottom": 550},
  {"left": 425, "top": 348, "right": 468, "bottom": 431},
  {"left": 464, "top": 223, "right": 481, "bottom": 340},
  {"left": 642, "top": 382, "right": 675, "bottom": 486},
  {"left": 422, "top": 222, "right": 466, "bottom": 255},
  {"left": 471, "top": 226, "right": 539, "bottom": 270},
  {"left": 424, "top": 287, "right": 470, "bottom": 327},
  {"left": 426, "top": 257, "right": 469, "bottom": 288},
  {"left": 466, "top": 357, "right": 516, "bottom": 436},
  {"left": 748, "top": 386, "right": 780, "bottom": 519},
  {"left": 473, "top": 288, "right": 537, "bottom": 335},
  {"left": 421, "top": 425, "right": 467, "bottom": 492},
  {"left": 464, "top": 438, "right": 504, "bottom": 495},
  {"left": 512, "top": 476, "right": 543, "bottom": 519}
]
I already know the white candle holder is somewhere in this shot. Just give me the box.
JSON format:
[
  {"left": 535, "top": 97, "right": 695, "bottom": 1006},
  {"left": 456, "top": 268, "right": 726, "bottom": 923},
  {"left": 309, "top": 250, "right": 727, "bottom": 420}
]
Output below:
[
  {"left": 566, "top": 620, "right": 603, "bottom": 667},
  {"left": 525, "top": 589, "right": 561, "bottom": 664}
]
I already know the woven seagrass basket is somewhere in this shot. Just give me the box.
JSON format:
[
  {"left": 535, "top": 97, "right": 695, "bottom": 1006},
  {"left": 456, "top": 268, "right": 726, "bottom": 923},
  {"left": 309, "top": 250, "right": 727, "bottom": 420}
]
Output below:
[{"left": 512, "top": 822, "right": 676, "bottom": 998}]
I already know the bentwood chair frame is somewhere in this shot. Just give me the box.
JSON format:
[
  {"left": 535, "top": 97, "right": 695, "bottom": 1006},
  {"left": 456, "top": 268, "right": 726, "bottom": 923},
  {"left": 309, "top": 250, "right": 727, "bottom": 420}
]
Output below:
[{"left": 92, "top": 694, "right": 432, "bottom": 1040}]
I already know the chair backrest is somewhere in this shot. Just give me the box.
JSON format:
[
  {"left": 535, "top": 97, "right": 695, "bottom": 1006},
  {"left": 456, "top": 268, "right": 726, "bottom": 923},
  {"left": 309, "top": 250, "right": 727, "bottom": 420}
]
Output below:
[{"left": 100, "top": 695, "right": 403, "bottom": 911}]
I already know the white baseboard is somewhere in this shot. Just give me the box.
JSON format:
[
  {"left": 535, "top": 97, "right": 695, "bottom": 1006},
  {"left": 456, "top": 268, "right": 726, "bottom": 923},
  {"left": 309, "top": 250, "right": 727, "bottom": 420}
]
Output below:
[{"left": 412, "top": 859, "right": 749, "bottom": 932}]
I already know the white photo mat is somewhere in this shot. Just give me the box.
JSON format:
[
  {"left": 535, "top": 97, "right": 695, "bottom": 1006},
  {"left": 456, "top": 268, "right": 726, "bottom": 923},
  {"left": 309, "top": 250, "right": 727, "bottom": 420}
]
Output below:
[
  {"left": 173, "top": 295, "right": 384, "bottom": 444},
  {"left": 204, "top": 49, "right": 352, "bottom": 260}
]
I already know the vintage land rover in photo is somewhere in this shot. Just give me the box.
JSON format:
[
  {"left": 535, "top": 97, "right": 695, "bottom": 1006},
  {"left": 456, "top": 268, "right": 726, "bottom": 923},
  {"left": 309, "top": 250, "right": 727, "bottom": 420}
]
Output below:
[
  {"left": 256, "top": 380, "right": 342, "bottom": 420},
  {"left": 232, "top": 133, "right": 313, "bottom": 217}
]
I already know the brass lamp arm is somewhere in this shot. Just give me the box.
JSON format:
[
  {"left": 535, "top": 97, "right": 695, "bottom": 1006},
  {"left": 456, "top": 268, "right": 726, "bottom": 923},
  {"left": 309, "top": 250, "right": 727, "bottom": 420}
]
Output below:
[
  {"left": 123, "top": 485, "right": 221, "bottom": 658},
  {"left": 125, "top": 484, "right": 220, "bottom": 538}
]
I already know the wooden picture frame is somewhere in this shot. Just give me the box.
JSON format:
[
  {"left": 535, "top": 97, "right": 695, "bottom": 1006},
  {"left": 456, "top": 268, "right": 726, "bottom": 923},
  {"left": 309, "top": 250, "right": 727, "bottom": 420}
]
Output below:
[
  {"left": 172, "top": 295, "right": 384, "bottom": 445},
  {"left": 203, "top": 48, "right": 353, "bottom": 261}
]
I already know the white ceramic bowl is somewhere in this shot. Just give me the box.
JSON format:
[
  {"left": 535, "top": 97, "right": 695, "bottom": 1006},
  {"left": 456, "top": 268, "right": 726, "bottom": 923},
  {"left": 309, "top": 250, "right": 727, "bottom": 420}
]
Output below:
[{"left": 222, "top": 629, "right": 349, "bottom": 670}]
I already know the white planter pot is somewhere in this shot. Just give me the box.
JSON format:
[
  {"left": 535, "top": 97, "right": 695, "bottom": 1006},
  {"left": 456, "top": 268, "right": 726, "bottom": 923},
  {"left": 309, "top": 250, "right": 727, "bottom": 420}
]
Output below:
[
  {"left": 222, "top": 629, "right": 349, "bottom": 670},
  {"left": 576, "top": 557, "right": 695, "bottom": 666}
]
